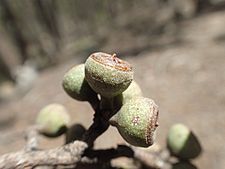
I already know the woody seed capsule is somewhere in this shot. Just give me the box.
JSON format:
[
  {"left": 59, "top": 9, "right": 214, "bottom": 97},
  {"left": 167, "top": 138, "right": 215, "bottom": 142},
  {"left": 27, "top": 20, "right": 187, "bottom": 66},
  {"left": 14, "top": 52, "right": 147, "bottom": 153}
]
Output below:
[
  {"left": 85, "top": 52, "right": 133, "bottom": 97},
  {"left": 63, "top": 64, "right": 96, "bottom": 101},
  {"left": 167, "top": 123, "right": 202, "bottom": 159},
  {"left": 36, "top": 103, "right": 70, "bottom": 137},
  {"left": 110, "top": 97, "right": 159, "bottom": 147}
]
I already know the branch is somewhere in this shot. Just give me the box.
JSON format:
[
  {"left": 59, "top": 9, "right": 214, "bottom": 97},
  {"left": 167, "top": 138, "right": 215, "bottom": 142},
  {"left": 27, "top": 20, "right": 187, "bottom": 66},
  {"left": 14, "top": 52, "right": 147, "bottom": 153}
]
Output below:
[{"left": 0, "top": 141, "right": 87, "bottom": 169}]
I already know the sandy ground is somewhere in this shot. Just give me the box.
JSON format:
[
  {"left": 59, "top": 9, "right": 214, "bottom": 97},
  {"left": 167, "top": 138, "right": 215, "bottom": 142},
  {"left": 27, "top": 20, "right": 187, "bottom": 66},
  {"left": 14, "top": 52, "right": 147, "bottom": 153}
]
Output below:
[{"left": 0, "top": 11, "right": 225, "bottom": 169}]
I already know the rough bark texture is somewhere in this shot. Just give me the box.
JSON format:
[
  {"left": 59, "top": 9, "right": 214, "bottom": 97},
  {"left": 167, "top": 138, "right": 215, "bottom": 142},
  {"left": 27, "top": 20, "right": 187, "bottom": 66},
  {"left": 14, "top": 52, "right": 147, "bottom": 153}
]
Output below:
[{"left": 0, "top": 141, "right": 87, "bottom": 169}]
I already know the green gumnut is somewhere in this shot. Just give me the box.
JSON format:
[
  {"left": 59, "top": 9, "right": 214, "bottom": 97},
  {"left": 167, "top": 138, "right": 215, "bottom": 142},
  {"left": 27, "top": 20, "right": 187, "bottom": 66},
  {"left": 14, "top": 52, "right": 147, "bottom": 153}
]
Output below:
[
  {"left": 167, "top": 123, "right": 202, "bottom": 159},
  {"left": 65, "top": 124, "right": 86, "bottom": 144},
  {"left": 36, "top": 103, "right": 70, "bottom": 137},
  {"left": 122, "top": 81, "right": 142, "bottom": 102},
  {"left": 114, "top": 81, "right": 142, "bottom": 110},
  {"left": 172, "top": 161, "right": 197, "bottom": 169},
  {"left": 63, "top": 64, "right": 97, "bottom": 101},
  {"left": 85, "top": 52, "right": 133, "bottom": 98},
  {"left": 110, "top": 97, "right": 159, "bottom": 147}
]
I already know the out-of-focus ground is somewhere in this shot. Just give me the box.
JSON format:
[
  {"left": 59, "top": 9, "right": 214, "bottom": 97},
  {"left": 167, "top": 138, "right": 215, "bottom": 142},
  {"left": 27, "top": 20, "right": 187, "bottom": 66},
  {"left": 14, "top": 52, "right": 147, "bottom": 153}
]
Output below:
[{"left": 0, "top": 5, "right": 225, "bottom": 169}]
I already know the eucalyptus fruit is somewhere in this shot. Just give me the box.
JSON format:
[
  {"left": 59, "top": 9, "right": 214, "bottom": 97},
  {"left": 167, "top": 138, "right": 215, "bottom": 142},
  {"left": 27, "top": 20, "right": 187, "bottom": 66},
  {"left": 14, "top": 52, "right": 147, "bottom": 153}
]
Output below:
[
  {"left": 121, "top": 80, "right": 142, "bottom": 102},
  {"left": 114, "top": 81, "right": 142, "bottom": 110},
  {"left": 63, "top": 64, "right": 97, "bottom": 101},
  {"left": 36, "top": 103, "right": 70, "bottom": 137},
  {"left": 110, "top": 97, "right": 159, "bottom": 147},
  {"left": 167, "top": 123, "right": 201, "bottom": 159},
  {"left": 85, "top": 52, "right": 133, "bottom": 97}
]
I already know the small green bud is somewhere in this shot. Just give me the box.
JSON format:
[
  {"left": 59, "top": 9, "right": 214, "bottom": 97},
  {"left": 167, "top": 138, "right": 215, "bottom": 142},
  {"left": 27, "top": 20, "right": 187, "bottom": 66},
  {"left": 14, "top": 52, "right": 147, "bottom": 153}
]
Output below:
[
  {"left": 36, "top": 103, "right": 70, "bottom": 137},
  {"left": 63, "top": 64, "right": 96, "bottom": 101},
  {"left": 167, "top": 123, "right": 202, "bottom": 159},
  {"left": 85, "top": 52, "right": 133, "bottom": 98},
  {"left": 110, "top": 97, "right": 159, "bottom": 147},
  {"left": 65, "top": 124, "right": 86, "bottom": 144},
  {"left": 172, "top": 161, "right": 197, "bottom": 169}
]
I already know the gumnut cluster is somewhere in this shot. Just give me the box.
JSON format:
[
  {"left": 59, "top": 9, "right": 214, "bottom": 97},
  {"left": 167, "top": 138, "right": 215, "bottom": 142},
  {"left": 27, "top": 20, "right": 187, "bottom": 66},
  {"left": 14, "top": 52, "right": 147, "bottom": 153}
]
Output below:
[
  {"left": 56, "top": 52, "right": 159, "bottom": 147},
  {"left": 34, "top": 52, "right": 202, "bottom": 168}
]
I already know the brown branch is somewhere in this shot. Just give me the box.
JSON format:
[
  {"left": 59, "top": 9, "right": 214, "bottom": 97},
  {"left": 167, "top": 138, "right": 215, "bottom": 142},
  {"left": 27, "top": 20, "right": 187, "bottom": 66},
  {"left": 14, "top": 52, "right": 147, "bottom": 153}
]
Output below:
[{"left": 0, "top": 141, "right": 87, "bottom": 169}]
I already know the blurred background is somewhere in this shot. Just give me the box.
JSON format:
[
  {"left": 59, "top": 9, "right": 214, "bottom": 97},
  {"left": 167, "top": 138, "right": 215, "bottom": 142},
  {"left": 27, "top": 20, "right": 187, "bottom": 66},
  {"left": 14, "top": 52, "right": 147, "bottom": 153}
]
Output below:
[{"left": 0, "top": 0, "right": 225, "bottom": 169}]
